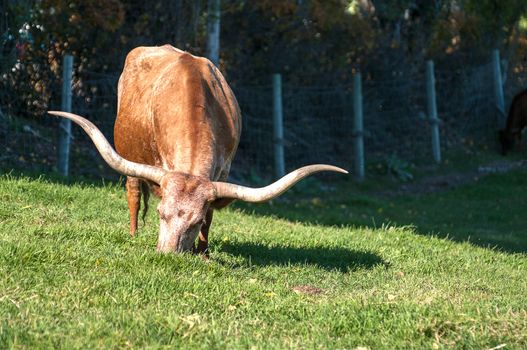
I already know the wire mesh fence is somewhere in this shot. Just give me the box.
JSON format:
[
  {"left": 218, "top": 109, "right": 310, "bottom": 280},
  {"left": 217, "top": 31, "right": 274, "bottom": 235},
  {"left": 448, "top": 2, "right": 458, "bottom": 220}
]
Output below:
[{"left": 0, "top": 51, "right": 525, "bottom": 183}]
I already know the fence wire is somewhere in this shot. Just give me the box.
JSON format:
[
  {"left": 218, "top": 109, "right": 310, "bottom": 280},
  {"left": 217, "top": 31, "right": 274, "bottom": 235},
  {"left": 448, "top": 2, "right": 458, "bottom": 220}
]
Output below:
[{"left": 1, "top": 53, "right": 525, "bottom": 182}]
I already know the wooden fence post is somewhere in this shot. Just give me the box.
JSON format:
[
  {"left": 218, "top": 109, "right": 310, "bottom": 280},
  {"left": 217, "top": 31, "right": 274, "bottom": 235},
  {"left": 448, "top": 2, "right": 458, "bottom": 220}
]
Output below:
[
  {"left": 206, "top": 0, "right": 221, "bottom": 67},
  {"left": 426, "top": 60, "right": 441, "bottom": 165},
  {"left": 272, "top": 73, "right": 285, "bottom": 178},
  {"left": 352, "top": 72, "right": 365, "bottom": 180},
  {"left": 492, "top": 49, "right": 506, "bottom": 128},
  {"left": 57, "top": 54, "right": 73, "bottom": 176}
]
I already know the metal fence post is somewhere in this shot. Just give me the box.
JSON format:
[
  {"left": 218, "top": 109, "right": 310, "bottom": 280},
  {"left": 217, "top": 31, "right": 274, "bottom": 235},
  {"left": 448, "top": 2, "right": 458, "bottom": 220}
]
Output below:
[
  {"left": 352, "top": 72, "right": 365, "bottom": 180},
  {"left": 57, "top": 54, "right": 73, "bottom": 176},
  {"left": 272, "top": 73, "right": 285, "bottom": 178},
  {"left": 426, "top": 60, "right": 441, "bottom": 165},
  {"left": 492, "top": 49, "right": 506, "bottom": 128}
]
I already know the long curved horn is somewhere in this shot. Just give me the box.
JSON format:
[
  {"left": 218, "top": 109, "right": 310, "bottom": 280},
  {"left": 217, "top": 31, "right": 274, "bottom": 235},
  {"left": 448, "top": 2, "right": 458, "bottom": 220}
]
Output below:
[
  {"left": 213, "top": 164, "right": 348, "bottom": 203},
  {"left": 48, "top": 111, "right": 166, "bottom": 184}
]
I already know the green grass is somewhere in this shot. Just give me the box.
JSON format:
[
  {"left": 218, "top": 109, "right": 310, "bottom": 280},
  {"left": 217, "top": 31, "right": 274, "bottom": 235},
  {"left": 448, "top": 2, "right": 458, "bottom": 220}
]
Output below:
[
  {"left": 242, "top": 169, "right": 527, "bottom": 254},
  {"left": 1, "top": 168, "right": 526, "bottom": 349}
]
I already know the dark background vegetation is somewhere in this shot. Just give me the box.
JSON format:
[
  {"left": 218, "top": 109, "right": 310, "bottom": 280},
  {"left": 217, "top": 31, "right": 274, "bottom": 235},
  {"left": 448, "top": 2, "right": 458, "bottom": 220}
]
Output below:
[{"left": 1, "top": 0, "right": 527, "bottom": 180}]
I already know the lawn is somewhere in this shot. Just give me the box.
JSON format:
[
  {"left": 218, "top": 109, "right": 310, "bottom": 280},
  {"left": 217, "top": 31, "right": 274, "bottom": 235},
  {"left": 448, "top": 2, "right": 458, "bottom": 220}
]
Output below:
[{"left": 0, "top": 165, "right": 526, "bottom": 349}]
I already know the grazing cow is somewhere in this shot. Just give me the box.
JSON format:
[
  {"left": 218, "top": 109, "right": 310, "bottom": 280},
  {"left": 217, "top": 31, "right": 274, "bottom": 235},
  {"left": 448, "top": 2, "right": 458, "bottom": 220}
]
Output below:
[
  {"left": 49, "top": 45, "right": 346, "bottom": 254},
  {"left": 499, "top": 89, "right": 527, "bottom": 155}
]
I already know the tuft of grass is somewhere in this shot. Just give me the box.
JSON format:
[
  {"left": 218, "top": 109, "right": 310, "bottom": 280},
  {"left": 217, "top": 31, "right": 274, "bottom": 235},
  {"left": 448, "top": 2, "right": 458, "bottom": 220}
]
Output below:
[{"left": 1, "top": 172, "right": 526, "bottom": 349}]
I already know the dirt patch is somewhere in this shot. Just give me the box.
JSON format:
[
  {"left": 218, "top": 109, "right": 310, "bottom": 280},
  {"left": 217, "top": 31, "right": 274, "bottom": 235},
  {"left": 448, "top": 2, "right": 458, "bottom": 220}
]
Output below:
[
  {"left": 381, "top": 159, "right": 527, "bottom": 197},
  {"left": 292, "top": 285, "right": 325, "bottom": 296}
]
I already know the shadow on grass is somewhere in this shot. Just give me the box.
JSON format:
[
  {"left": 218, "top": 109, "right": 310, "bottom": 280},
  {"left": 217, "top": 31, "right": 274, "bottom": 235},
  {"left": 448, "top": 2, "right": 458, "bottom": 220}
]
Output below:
[
  {"left": 218, "top": 241, "right": 387, "bottom": 272},
  {"left": 233, "top": 185, "right": 527, "bottom": 255}
]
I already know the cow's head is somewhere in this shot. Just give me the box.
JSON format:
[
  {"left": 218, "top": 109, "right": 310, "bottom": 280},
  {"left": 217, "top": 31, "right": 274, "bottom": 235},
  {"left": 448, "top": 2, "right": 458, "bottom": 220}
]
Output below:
[
  {"left": 48, "top": 111, "right": 347, "bottom": 253},
  {"left": 155, "top": 173, "right": 215, "bottom": 252},
  {"left": 499, "top": 129, "right": 516, "bottom": 155}
]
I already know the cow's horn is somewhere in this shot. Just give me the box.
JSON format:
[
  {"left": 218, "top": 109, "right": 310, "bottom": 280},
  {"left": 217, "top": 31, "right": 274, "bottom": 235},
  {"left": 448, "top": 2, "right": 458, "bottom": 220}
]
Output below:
[
  {"left": 212, "top": 164, "right": 348, "bottom": 202},
  {"left": 48, "top": 111, "right": 167, "bottom": 184}
]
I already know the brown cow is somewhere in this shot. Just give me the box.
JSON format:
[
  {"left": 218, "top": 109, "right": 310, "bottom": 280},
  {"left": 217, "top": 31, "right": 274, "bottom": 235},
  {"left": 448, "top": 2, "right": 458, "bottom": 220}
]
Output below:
[
  {"left": 499, "top": 89, "right": 527, "bottom": 155},
  {"left": 49, "top": 45, "right": 346, "bottom": 254}
]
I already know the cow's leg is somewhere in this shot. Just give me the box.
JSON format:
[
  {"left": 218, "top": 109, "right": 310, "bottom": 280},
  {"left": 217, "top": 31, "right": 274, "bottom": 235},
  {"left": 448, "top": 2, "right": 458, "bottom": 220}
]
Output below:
[
  {"left": 126, "top": 176, "right": 142, "bottom": 237},
  {"left": 196, "top": 209, "right": 213, "bottom": 256},
  {"left": 140, "top": 181, "right": 150, "bottom": 226}
]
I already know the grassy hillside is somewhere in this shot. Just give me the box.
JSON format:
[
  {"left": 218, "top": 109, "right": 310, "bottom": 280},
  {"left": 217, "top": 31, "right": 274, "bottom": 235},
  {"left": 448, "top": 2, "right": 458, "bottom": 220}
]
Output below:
[{"left": 0, "top": 172, "right": 526, "bottom": 349}]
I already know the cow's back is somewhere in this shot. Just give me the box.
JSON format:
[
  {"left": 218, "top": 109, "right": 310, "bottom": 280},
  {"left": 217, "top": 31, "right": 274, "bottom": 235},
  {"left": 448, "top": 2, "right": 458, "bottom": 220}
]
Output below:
[{"left": 114, "top": 45, "right": 241, "bottom": 179}]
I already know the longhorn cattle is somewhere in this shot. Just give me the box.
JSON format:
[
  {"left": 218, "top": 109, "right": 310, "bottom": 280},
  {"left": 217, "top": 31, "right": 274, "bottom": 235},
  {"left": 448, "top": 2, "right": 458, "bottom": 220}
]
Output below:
[
  {"left": 49, "top": 45, "right": 347, "bottom": 254},
  {"left": 499, "top": 89, "right": 527, "bottom": 155}
]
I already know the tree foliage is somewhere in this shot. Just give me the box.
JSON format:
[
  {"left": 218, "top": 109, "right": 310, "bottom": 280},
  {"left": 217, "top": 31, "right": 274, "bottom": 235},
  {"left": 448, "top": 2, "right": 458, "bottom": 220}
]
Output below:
[{"left": 1, "top": 0, "right": 527, "bottom": 118}]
